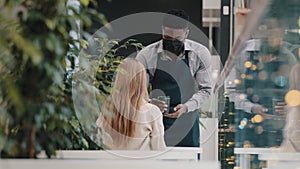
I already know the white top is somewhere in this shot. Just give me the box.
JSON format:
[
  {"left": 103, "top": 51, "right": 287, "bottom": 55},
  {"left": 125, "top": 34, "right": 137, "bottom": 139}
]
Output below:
[
  {"left": 280, "top": 106, "right": 300, "bottom": 152},
  {"left": 96, "top": 102, "right": 166, "bottom": 150}
]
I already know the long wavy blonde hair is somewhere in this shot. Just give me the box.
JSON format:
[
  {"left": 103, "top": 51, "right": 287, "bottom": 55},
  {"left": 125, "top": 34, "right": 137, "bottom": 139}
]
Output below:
[{"left": 101, "top": 58, "right": 149, "bottom": 147}]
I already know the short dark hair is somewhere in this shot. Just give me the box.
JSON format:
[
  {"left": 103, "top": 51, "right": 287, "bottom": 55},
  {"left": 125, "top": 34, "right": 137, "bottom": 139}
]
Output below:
[{"left": 162, "top": 9, "right": 189, "bottom": 29}]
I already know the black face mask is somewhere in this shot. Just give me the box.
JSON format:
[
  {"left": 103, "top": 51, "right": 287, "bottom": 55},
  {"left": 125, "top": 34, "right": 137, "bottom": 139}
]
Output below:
[{"left": 162, "top": 38, "right": 184, "bottom": 55}]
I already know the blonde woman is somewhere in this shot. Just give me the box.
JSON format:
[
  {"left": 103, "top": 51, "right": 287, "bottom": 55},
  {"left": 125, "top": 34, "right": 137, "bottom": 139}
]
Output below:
[
  {"left": 96, "top": 58, "right": 166, "bottom": 150},
  {"left": 280, "top": 62, "right": 300, "bottom": 152}
]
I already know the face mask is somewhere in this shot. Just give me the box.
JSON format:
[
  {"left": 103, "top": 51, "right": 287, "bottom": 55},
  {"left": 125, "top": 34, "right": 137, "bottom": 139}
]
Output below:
[{"left": 162, "top": 38, "right": 184, "bottom": 55}]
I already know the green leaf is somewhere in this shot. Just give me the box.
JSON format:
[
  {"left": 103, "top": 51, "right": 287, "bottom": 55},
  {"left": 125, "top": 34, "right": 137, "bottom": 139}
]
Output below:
[
  {"left": 34, "top": 114, "right": 42, "bottom": 129},
  {"left": 81, "top": 137, "right": 89, "bottom": 149},
  {"left": 80, "top": 0, "right": 90, "bottom": 7},
  {"left": 3, "top": 139, "right": 19, "bottom": 157},
  {"left": 80, "top": 12, "right": 92, "bottom": 27},
  {"left": 0, "top": 133, "right": 7, "bottom": 152},
  {"left": 79, "top": 39, "right": 88, "bottom": 49},
  {"left": 45, "top": 103, "right": 55, "bottom": 115},
  {"left": 46, "top": 37, "right": 54, "bottom": 52},
  {"left": 45, "top": 19, "right": 56, "bottom": 30},
  {"left": 57, "top": 25, "right": 69, "bottom": 40},
  {"left": 5, "top": 80, "right": 24, "bottom": 116},
  {"left": 10, "top": 33, "right": 42, "bottom": 65}
]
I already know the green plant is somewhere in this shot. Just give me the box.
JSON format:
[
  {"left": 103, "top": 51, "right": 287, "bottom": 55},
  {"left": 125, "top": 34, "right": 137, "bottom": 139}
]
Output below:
[{"left": 0, "top": 0, "right": 108, "bottom": 158}]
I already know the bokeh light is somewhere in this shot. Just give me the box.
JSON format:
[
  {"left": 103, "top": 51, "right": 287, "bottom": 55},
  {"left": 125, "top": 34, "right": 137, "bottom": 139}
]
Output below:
[
  {"left": 256, "top": 125, "right": 264, "bottom": 135},
  {"left": 278, "top": 64, "right": 291, "bottom": 77},
  {"left": 285, "top": 90, "right": 300, "bottom": 107},
  {"left": 240, "top": 119, "right": 247, "bottom": 126},
  {"left": 251, "top": 114, "right": 264, "bottom": 123},
  {"left": 274, "top": 76, "right": 288, "bottom": 87},
  {"left": 258, "top": 71, "right": 268, "bottom": 80},
  {"left": 251, "top": 64, "right": 257, "bottom": 70},
  {"left": 243, "top": 141, "right": 252, "bottom": 148},
  {"left": 239, "top": 94, "right": 247, "bottom": 100},
  {"left": 246, "top": 88, "right": 253, "bottom": 94},
  {"left": 247, "top": 74, "right": 254, "bottom": 80},
  {"left": 252, "top": 95, "right": 260, "bottom": 102},
  {"left": 234, "top": 79, "right": 241, "bottom": 85},
  {"left": 241, "top": 73, "right": 246, "bottom": 79},
  {"left": 244, "top": 61, "right": 252, "bottom": 68}
]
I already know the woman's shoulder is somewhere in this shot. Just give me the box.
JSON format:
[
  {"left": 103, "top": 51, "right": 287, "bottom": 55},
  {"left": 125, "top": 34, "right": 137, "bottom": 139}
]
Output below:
[
  {"left": 141, "top": 102, "right": 161, "bottom": 112},
  {"left": 141, "top": 103, "right": 162, "bottom": 119}
]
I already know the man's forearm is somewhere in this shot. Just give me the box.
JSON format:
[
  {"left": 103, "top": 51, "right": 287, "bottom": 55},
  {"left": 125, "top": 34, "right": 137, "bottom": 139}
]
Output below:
[{"left": 184, "top": 88, "right": 211, "bottom": 112}]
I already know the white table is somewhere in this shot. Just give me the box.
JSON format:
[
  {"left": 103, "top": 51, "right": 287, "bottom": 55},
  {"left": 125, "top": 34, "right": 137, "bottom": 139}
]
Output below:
[
  {"left": 234, "top": 148, "right": 280, "bottom": 169},
  {"left": 259, "top": 153, "right": 300, "bottom": 169},
  {"left": 0, "top": 159, "right": 219, "bottom": 169},
  {"left": 37, "top": 147, "right": 203, "bottom": 161}
]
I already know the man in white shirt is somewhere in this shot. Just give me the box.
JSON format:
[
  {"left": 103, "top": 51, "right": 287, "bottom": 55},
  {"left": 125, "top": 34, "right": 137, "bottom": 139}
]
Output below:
[{"left": 136, "top": 9, "right": 212, "bottom": 147}]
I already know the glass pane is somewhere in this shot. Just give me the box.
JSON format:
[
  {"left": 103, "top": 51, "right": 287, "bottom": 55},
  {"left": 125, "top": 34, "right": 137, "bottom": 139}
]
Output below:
[{"left": 221, "top": 0, "right": 300, "bottom": 168}]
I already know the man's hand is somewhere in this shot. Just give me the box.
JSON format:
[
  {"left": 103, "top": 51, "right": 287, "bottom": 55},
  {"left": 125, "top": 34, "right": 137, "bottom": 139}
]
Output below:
[
  {"left": 150, "top": 98, "right": 168, "bottom": 113},
  {"left": 251, "top": 104, "right": 274, "bottom": 119},
  {"left": 164, "top": 104, "right": 187, "bottom": 118},
  {"left": 274, "top": 101, "right": 286, "bottom": 115}
]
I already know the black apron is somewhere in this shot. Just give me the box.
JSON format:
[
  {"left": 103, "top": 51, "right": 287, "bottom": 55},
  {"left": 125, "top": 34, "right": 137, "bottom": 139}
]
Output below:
[{"left": 150, "top": 51, "right": 200, "bottom": 147}]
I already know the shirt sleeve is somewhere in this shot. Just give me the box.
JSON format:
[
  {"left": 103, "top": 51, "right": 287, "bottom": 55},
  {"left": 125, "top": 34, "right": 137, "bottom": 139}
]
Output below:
[
  {"left": 136, "top": 49, "right": 147, "bottom": 67},
  {"left": 225, "top": 66, "right": 256, "bottom": 113},
  {"left": 227, "top": 90, "right": 257, "bottom": 113},
  {"left": 184, "top": 48, "right": 212, "bottom": 112}
]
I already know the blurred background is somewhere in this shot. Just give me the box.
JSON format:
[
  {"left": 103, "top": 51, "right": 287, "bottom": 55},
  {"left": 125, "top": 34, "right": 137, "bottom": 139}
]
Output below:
[{"left": 0, "top": 1, "right": 300, "bottom": 169}]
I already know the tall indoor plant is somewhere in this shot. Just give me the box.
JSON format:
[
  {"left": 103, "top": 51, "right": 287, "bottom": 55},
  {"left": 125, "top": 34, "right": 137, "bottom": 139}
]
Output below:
[{"left": 0, "top": 0, "right": 109, "bottom": 158}]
